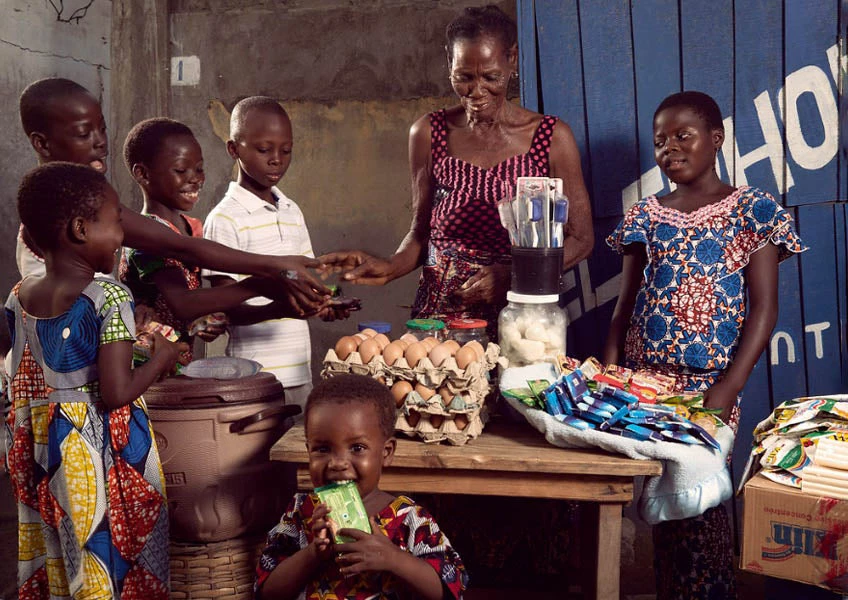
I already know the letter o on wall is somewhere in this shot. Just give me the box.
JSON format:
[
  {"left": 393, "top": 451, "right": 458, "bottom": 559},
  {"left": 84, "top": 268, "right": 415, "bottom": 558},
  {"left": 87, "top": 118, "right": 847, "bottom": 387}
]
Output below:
[{"left": 783, "top": 65, "right": 838, "bottom": 170}]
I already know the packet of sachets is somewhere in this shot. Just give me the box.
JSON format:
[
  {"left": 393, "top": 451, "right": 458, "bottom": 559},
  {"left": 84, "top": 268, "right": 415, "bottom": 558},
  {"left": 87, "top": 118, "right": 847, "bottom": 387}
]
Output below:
[{"left": 314, "top": 480, "right": 371, "bottom": 544}]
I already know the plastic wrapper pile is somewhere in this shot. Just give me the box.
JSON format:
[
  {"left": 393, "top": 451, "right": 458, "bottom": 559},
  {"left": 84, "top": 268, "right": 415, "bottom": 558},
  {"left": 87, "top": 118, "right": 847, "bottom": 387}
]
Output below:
[
  {"left": 740, "top": 396, "right": 848, "bottom": 497},
  {"left": 322, "top": 329, "right": 500, "bottom": 445},
  {"left": 503, "top": 355, "right": 724, "bottom": 448}
]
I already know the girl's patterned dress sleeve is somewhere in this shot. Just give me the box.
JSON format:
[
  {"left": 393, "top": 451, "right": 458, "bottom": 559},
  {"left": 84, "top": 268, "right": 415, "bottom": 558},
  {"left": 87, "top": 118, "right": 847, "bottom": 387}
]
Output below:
[
  {"left": 95, "top": 278, "right": 137, "bottom": 343},
  {"left": 724, "top": 186, "right": 807, "bottom": 273},
  {"left": 606, "top": 200, "right": 651, "bottom": 252}
]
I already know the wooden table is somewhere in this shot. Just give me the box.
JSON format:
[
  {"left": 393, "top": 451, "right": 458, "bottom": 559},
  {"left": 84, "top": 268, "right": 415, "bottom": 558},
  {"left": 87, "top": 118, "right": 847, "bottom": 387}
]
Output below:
[{"left": 270, "top": 420, "right": 662, "bottom": 600}]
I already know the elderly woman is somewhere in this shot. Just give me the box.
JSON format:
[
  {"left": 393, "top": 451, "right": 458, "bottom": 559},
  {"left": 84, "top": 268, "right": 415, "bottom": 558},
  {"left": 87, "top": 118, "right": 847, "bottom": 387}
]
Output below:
[
  {"left": 324, "top": 5, "right": 592, "bottom": 590},
  {"left": 323, "top": 5, "right": 592, "bottom": 334}
]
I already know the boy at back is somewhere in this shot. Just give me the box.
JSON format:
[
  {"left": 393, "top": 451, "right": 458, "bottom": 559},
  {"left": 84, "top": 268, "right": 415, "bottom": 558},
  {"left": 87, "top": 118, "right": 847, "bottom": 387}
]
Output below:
[
  {"left": 204, "top": 97, "right": 333, "bottom": 409},
  {"left": 254, "top": 374, "right": 467, "bottom": 599}
]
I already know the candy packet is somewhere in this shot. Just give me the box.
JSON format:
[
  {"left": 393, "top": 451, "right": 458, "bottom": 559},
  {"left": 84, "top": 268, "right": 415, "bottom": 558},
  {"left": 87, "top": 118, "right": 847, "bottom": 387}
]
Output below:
[{"left": 188, "top": 312, "right": 228, "bottom": 336}]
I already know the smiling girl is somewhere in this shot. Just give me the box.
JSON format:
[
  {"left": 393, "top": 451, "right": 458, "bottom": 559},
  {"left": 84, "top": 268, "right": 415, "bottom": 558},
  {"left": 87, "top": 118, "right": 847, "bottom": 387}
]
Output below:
[
  {"left": 603, "top": 91, "right": 806, "bottom": 599},
  {"left": 119, "top": 118, "right": 287, "bottom": 359}
]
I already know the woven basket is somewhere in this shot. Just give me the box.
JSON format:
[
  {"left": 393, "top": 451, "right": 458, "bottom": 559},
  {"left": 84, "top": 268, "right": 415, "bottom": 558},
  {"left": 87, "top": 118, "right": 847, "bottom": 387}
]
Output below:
[{"left": 170, "top": 533, "right": 265, "bottom": 599}]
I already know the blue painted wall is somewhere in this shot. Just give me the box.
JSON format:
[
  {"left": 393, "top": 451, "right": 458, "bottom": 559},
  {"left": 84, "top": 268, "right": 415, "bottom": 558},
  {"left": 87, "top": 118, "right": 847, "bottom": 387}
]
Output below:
[{"left": 517, "top": 0, "right": 847, "bottom": 482}]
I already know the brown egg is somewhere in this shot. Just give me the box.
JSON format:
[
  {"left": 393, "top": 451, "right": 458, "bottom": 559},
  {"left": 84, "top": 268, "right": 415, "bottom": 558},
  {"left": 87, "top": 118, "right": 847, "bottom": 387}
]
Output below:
[
  {"left": 391, "top": 380, "right": 413, "bottom": 407},
  {"left": 441, "top": 340, "right": 460, "bottom": 355},
  {"left": 353, "top": 332, "right": 369, "bottom": 345},
  {"left": 414, "top": 382, "right": 436, "bottom": 400},
  {"left": 421, "top": 336, "right": 439, "bottom": 350},
  {"left": 455, "top": 346, "right": 477, "bottom": 369},
  {"left": 407, "top": 411, "right": 421, "bottom": 427},
  {"left": 357, "top": 338, "right": 381, "bottom": 363},
  {"left": 437, "top": 386, "right": 454, "bottom": 407},
  {"left": 430, "top": 414, "right": 444, "bottom": 428},
  {"left": 465, "top": 341, "right": 485, "bottom": 359},
  {"left": 334, "top": 336, "right": 358, "bottom": 360},
  {"left": 373, "top": 333, "right": 391, "bottom": 350},
  {"left": 359, "top": 328, "right": 378, "bottom": 337},
  {"left": 396, "top": 339, "right": 410, "bottom": 350},
  {"left": 400, "top": 333, "right": 419, "bottom": 345},
  {"left": 454, "top": 413, "right": 469, "bottom": 430},
  {"left": 428, "top": 343, "right": 452, "bottom": 367},
  {"left": 382, "top": 342, "right": 405, "bottom": 366},
  {"left": 404, "top": 342, "right": 428, "bottom": 367}
]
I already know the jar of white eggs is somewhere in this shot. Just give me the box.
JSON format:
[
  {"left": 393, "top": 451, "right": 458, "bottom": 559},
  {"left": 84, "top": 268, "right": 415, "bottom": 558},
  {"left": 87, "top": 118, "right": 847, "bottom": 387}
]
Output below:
[{"left": 497, "top": 291, "right": 567, "bottom": 367}]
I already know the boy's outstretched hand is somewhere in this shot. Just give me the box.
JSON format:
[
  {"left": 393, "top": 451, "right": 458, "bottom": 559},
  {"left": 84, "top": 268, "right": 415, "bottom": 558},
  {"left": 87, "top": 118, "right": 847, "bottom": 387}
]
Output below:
[
  {"left": 264, "top": 255, "right": 334, "bottom": 315},
  {"left": 334, "top": 515, "right": 400, "bottom": 577}
]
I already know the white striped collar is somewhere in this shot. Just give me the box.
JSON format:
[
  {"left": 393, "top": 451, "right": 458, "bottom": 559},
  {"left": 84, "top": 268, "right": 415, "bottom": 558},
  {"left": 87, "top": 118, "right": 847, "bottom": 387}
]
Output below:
[{"left": 225, "top": 181, "right": 293, "bottom": 213}]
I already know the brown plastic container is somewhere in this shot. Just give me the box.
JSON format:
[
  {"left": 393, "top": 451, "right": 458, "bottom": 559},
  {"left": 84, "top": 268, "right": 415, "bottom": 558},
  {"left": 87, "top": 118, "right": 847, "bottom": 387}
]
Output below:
[{"left": 144, "top": 372, "right": 299, "bottom": 542}]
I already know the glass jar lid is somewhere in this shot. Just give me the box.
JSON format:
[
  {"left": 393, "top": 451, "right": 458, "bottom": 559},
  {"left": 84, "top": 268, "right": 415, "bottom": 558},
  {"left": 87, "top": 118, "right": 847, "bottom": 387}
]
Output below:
[
  {"left": 447, "top": 318, "right": 488, "bottom": 329},
  {"left": 405, "top": 318, "right": 446, "bottom": 331},
  {"left": 357, "top": 321, "right": 391, "bottom": 334},
  {"left": 506, "top": 291, "right": 560, "bottom": 304}
]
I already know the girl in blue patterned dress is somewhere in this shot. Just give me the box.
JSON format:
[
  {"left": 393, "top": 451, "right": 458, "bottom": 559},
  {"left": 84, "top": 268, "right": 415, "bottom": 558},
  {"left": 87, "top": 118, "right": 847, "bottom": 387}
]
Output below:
[
  {"left": 604, "top": 92, "right": 805, "bottom": 600},
  {"left": 6, "top": 163, "right": 183, "bottom": 598}
]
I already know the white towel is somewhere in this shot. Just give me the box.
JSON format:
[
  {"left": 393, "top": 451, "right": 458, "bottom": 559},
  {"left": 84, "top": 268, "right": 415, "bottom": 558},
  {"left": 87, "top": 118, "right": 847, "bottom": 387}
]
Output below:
[{"left": 500, "top": 364, "right": 734, "bottom": 524}]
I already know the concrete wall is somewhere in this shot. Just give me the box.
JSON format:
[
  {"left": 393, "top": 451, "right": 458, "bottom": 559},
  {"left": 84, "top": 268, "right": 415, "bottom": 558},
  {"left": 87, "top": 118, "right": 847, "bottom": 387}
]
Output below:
[
  {"left": 111, "top": 0, "right": 512, "bottom": 374},
  {"left": 0, "top": 0, "right": 112, "bottom": 297}
]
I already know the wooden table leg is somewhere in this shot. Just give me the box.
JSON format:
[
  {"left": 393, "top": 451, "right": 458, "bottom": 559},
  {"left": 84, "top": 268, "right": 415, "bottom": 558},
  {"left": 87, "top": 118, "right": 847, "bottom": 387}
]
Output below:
[{"left": 594, "top": 503, "right": 623, "bottom": 600}]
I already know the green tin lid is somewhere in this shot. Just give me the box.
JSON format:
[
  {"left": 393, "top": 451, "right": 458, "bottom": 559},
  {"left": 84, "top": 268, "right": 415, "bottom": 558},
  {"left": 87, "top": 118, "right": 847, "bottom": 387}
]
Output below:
[{"left": 405, "top": 318, "right": 446, "bottom": 331}]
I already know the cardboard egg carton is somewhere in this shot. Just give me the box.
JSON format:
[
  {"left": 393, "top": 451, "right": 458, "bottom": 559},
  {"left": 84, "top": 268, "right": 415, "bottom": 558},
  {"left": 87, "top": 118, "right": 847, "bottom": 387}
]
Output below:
[
  {"left": 396, "top": 404, "right": 488, "bottom": 445},
  {"left": 321, "top": 342, "right": 500, "bottom": 445}
]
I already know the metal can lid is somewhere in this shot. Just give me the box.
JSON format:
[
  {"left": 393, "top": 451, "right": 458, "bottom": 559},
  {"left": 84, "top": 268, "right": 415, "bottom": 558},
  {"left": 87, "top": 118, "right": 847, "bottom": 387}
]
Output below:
[
  {"left": 357, "top": 321, "right": 391, "bottom": 334},
  {"left": 405, "top": 318, "right": 446, "bottom": 331},
  {"left": 447, "top": 318, "right": 488, "bottom": 329}
]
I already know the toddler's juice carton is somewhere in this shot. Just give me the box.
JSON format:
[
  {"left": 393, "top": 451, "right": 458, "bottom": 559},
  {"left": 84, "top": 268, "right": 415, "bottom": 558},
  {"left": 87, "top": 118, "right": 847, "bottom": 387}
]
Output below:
[{"left": 314, "top": 480, "right": 371, "bottom": 543}]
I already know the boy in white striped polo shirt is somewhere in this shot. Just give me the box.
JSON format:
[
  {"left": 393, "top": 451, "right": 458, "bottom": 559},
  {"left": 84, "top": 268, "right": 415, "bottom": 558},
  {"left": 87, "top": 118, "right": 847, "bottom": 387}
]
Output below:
[{"left": 203, "top": 97, "right": 348, "bottom": 410}]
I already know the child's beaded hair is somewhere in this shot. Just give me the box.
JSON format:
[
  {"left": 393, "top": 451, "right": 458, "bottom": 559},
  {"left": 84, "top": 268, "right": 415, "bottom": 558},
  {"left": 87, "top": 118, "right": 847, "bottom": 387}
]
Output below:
[
  {"left": 446, "top": 4, "right": 517, "bottom": 60},
  {"left": 305, "top": 374, "right": 397, "bottom": 440},
  {"left": 123, "top": 117, "right": 196, "bottom": 172},
  {"left": 17, "top": 162, "right": 108, "bottom": 251},
  {"left": 654, "top": 91, "right": 724, "bottom": 132},
  {"left": 229, "top": 96, "right": 289, "bottom": 141},
  {"left": 19, "top": 78, "right": 93, "bottom": 136}
]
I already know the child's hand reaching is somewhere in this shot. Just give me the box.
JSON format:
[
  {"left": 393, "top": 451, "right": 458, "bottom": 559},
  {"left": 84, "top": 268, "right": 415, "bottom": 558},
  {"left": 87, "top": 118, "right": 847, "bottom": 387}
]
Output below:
[
  {"left": 334, "top": 516, "right": 401, "bottom": 577},
  {"left": 149, "top": 332, "right": 188, "bottom": 376}
]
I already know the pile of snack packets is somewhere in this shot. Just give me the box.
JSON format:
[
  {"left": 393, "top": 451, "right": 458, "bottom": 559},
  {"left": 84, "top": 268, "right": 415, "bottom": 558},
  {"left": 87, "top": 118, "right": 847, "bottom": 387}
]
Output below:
[
  {"left": 503, "top": 355, "right": 722, "bottom": 449},
  {"left": 740, "top": 396, "right": 848, "bottom": 497}
]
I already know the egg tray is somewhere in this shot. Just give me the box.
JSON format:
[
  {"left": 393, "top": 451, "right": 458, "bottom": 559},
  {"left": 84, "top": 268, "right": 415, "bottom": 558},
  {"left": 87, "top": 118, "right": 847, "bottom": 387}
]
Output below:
[
  {"left": 321, "top": 343, "right": 500, "bottom": 445},
  {"left": 394, "top": 389, "right": 488, "bottom": 445},
  {"left": 321, "top": 342, "right": 500, "bottom": 391}
]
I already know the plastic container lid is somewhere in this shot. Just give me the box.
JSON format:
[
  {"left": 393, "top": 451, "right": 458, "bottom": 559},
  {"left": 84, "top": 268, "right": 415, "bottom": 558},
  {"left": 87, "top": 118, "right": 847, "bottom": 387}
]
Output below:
[
  {"left": 405, "top": 318, "right": 446, "bottom": 331},
  {"left": 506, "top": 291, "right": 560, "bottom": 304},
  {"left": 357, "top": 321, "right": 392, "bottom": 334},
  {"left": 447, "top": 318, "right": 488, "bottom": 329}
]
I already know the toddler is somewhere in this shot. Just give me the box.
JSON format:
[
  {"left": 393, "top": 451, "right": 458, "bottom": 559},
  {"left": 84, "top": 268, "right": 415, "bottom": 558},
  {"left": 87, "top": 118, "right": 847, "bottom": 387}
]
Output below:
[{"left": 255, "top": 374, "right": 468, "bottom": 599}]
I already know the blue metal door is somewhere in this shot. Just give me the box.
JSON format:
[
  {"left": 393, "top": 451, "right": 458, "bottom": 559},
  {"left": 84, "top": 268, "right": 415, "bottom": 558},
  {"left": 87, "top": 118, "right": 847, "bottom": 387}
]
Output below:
[{"left": 517, "top": 0, "right": 848, "bottom": 483}]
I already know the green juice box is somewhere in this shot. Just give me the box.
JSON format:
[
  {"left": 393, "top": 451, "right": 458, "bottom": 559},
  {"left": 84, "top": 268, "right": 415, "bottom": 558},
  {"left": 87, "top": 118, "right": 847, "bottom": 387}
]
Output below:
[{"left": 314, "top": 481, "right": 371, "bottom": 543}]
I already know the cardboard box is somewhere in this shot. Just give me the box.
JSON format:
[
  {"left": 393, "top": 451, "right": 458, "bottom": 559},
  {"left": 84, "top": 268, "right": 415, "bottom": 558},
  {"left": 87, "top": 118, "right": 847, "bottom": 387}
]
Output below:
[{"left": 742, "top": 473, "right": 848, "bottom": 592}]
